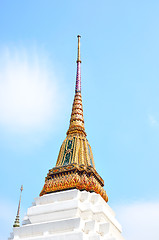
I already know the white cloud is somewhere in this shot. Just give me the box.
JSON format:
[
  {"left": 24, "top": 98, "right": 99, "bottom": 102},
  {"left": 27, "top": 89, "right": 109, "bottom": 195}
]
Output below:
[
  {"left": 149, "top": 115, "right": 158, "bottom": 126},
  {"left": 114, "top": 201, "right": 159, "bottom": 240},
  {"left": 0, "top": 47, "right": 66, "bottom": 133}
]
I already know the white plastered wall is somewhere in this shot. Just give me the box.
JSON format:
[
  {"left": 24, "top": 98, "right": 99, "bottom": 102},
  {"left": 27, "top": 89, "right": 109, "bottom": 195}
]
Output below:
[{"left": 9, "top": 189, "right": 125, "bottom": 240}]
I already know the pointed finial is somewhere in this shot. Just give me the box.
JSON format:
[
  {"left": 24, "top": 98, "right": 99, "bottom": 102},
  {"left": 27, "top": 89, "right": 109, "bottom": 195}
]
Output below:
[
  {"left": 77, "top": 35, "right": 81, "bottom": 63},
  {"left": 13, "top": 185, "right": 23, "bottom": 228},
  {"left": 66, "top": 35, "right": 86, "bottom": 136},
  {"left": 75, "top": 35, "right": 82, "bottom": 93}
]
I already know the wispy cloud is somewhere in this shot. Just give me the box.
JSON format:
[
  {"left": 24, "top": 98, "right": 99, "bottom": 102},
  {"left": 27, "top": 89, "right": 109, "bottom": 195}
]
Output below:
[
  {"left": 114, "top": 201, "right": 159, "bottom": 240},
  {"left": 0, "top": 47, "right": 66, "bottom": 134},
  {"left": 149, "top": 115, "right": 158, "bottom": 127}
]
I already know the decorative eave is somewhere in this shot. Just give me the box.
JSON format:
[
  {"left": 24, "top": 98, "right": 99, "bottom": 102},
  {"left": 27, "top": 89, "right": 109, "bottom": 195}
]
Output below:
[
  {"left": 40, "top": 163, "right": 108, "bottom": 202},
  {"left": 47, "top": 163, "right": 104, "bottom": 186}
]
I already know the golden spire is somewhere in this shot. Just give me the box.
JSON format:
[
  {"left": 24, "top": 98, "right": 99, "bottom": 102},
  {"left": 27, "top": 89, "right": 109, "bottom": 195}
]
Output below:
[
  {"left": 13, "top": 185, "right": 23, "bottom": 228},
  {"left": 40, "top": 36, "right": 108, "bottom": 203},
  {"left": 67, "top": 35, "right": 86, "bottom": 136}
]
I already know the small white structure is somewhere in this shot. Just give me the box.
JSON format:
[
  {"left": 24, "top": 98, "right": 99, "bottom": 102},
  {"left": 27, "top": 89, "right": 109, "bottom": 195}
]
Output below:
[{"left": 9, "top": 189, "right": 124, "bottom": 240}]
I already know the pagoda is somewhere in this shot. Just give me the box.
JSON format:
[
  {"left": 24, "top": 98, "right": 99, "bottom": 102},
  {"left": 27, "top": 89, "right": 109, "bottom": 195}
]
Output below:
[{"left": 9, "top": 36, "right": 125, "bottom": 240}]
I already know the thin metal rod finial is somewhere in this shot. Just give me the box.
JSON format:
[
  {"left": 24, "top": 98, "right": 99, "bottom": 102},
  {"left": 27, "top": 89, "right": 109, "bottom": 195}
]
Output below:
[
  {"left": 75, "top": 35, "right": 82, "bottom": 93},
  {"left": 77, "top": 35, "right": 81, "bottom": 63},
  {"left": 20, "top": 185, "right": 23, "bottom": 192}
]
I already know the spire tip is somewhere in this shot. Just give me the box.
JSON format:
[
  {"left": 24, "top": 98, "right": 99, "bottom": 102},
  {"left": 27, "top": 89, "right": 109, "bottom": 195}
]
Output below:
[
  {"left": 13, "top": 185, "right": 23, "bottom": 228},
  {"left": 77, "top": 35, "right": 81, "bottom": 63},
  {"left": 20, "top": 185, "right": 23, "bottom": 192}
]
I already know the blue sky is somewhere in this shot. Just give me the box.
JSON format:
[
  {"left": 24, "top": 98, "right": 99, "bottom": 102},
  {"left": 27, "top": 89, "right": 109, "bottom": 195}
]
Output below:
[{"left": 0, "top": 1, "right": 159, "bottom": 239}]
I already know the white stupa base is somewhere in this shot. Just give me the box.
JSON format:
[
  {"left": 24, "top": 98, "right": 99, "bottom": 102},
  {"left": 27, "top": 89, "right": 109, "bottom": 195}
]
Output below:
[{"left": 9, "top": 189, "right": 124, "bottom": 240}]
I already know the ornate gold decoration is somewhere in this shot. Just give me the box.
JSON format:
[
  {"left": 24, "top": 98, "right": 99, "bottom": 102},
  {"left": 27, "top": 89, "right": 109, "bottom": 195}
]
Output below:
[
  {"left": 55, "top": 135, "right": 95, "bottom": 168},
  {"left": 40, "top": 164, "right": 108, "bottom": 202},
  {"left": 67, "top": 92, "right": 86, "bottom": 136}
]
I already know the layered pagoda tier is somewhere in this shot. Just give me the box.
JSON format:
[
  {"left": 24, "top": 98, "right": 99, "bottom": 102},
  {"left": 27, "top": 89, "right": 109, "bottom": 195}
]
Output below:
[{"left": 9, "top": 190, "right": 124, "bottom": 240}]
